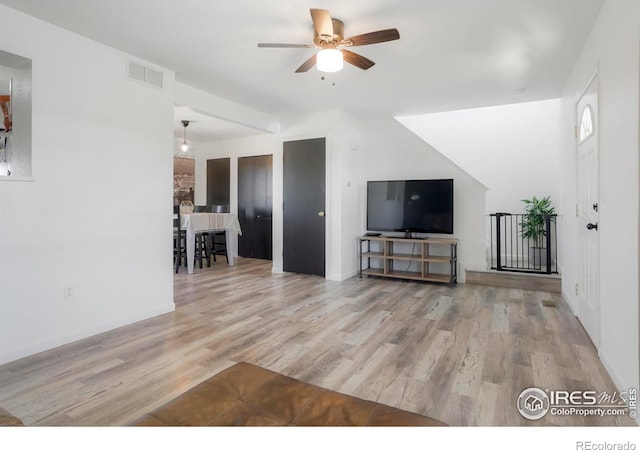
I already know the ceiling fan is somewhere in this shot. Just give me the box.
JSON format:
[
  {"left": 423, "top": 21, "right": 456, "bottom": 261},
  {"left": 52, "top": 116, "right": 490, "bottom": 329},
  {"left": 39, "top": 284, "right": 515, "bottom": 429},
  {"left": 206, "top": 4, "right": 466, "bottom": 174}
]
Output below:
[{"left": 257, "top": 8, "right": 400, "bottom": 73}]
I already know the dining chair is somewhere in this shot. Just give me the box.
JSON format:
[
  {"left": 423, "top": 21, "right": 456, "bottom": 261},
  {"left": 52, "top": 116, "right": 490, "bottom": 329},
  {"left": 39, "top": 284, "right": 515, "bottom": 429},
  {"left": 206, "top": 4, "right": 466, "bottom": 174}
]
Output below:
[
  {"left": 209, "top": 204, "right": 229, "bottom": 263},
  {"left": 193, "top": 205, "right": 211, "bottom": 269},
  {"left": 174, "top": 205, "right": 211, "bottom": 272},
  {"left": 211, "top": 204, "right": 230, "bottom": 213},
  {"left": 173, "top": 205, "right": 184, "bottom": 273}
]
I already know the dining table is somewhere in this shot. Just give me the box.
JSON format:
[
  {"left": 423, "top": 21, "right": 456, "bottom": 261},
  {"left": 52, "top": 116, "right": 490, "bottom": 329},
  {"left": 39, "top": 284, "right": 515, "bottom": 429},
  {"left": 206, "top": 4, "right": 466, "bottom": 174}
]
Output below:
[{"left": 180, "top": 212, "right": 242, "bottom": 274}]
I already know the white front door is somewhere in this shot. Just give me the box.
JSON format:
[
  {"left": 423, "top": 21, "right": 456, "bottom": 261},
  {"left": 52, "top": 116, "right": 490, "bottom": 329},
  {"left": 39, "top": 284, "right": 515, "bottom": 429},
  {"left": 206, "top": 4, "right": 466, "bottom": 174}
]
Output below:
[{"left": 576, "top": 74, "right": 600, "bottom": 347}]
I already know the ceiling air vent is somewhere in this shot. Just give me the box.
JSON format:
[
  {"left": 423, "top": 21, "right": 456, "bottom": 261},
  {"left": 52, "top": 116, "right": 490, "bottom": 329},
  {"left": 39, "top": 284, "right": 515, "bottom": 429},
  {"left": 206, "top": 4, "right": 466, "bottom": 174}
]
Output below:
[
  {"left": 126, "top": 60, "right": 163, "bottom": 89},
  {"left": 146, "top": 68, "right": 163, "bottom": 88}
]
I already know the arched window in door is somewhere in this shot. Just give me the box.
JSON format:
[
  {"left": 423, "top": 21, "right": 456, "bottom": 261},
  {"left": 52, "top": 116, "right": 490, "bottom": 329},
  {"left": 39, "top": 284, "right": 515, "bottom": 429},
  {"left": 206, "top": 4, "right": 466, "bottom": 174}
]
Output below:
[{"left": 579, "top": 105, "right": 594, "bottom": 143}]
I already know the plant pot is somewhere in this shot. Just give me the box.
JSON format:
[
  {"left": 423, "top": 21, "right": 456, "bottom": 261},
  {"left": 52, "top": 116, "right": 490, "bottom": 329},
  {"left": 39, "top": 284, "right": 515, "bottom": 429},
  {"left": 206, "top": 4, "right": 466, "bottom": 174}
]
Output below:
[{"left": 529, "top": 246, "right": 547, "bottom": 269}]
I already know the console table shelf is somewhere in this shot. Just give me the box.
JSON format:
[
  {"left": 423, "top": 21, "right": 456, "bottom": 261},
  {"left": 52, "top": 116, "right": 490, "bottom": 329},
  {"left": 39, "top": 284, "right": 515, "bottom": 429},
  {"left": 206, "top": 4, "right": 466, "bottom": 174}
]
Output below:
[{"left": 358, "top": 235, "right": 458, "bottom": 285}]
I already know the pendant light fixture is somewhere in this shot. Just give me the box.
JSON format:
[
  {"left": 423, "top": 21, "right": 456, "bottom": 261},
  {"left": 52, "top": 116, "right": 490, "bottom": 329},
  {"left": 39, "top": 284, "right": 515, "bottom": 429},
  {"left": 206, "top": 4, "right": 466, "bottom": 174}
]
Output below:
[
  {"left": 175, "top": 120, "right": 194, "bottom": 159},
  {"left": 180, "top": 120, "right": 190, "bottom": 152}
]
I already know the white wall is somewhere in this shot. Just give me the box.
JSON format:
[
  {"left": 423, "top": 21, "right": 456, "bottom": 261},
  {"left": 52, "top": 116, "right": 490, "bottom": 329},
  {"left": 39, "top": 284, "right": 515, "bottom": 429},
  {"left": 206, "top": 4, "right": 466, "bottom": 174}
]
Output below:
[
  {"left": 559, "top": 0, "right": 639, "bottom": 395},
  {"left": 336, "top": 115, "right": 366, "bottom": 280},
  {"left": 396, "top": 99, "right": 563, "bottom": 215},
  {"left": 0, "top": 64, "right": 12, "bottom": 94},
  {"left": 0, "top": 5, "right": 175, "bottom": 364},
  {"left": 193, "top": 109, "right": 486, "bottom": 282},
  {"left": 358, "top": 117, "right": 487, "bottom": 279},
  {"left": 175, "top": 82, "right": 279, "bottom": 134}
]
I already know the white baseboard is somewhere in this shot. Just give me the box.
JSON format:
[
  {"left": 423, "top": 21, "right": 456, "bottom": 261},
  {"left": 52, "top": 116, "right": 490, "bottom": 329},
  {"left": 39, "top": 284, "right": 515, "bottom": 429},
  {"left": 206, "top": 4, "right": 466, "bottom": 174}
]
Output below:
[
  {"left": 561, "top": 287, "right": 578, "bottom": 315},
  {"left": 0, "top": 302, "right": 175, "bottom": 365},
  {"left": 333, "top": 269, "right": 359, "bottom": 281}
]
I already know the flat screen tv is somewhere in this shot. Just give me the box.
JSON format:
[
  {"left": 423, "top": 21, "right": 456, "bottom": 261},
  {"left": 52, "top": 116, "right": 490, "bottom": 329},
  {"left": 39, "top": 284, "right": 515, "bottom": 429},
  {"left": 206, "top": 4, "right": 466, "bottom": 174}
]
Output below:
[{"left": 367, "top": 179, "right": 454, "bottom": 234}]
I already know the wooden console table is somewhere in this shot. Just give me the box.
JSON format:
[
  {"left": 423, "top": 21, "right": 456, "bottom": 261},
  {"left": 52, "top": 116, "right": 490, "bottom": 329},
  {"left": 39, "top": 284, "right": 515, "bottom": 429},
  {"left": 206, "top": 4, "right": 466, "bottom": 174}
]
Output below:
[{"left": 358, "top": 235, "right": 457, "bottom": 285}]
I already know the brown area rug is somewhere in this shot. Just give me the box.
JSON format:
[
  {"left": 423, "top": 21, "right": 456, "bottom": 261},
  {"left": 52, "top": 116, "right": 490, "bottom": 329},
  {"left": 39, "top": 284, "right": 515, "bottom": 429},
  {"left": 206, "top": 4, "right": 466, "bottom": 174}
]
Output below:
[{"left": 131, "top": 362, "right": 446, "bottom": 426}]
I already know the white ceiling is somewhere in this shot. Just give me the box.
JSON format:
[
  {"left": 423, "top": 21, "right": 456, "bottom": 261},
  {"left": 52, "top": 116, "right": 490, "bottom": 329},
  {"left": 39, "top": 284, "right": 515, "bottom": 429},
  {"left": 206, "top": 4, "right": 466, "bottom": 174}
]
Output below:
[{"left": 0, "top": 0, "right": 604, "bottom": 140}]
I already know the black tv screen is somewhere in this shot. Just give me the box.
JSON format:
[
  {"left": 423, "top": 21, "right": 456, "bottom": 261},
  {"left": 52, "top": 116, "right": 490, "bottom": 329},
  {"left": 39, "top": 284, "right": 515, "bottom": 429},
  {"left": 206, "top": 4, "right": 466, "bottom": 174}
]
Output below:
[{"left": 367, "top": 179, "right": 454, "bottom": 234}]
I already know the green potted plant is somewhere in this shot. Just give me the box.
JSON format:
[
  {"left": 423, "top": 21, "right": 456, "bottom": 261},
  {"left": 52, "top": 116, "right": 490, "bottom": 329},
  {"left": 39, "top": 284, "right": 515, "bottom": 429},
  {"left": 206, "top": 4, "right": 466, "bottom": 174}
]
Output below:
[{"left": 520, "top": 196, "right": 555, "bottom": 268}]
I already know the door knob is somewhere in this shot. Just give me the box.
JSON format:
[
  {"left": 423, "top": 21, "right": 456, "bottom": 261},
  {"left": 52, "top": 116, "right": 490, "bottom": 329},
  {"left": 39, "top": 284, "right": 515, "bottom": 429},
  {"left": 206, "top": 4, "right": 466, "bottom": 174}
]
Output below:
[
  {"left": 586, "top": 223, "right": 598, "bottom": 230},
  {"left": 318, "top": 211, "right": 325, "bottom": 217}
]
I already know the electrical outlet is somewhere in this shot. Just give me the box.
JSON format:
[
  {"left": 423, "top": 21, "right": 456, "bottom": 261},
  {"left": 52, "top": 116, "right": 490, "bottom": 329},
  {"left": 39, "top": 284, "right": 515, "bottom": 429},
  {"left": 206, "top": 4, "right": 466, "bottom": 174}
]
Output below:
[{"left": 64, "top": 285, "right": 73, "bottom": 300}]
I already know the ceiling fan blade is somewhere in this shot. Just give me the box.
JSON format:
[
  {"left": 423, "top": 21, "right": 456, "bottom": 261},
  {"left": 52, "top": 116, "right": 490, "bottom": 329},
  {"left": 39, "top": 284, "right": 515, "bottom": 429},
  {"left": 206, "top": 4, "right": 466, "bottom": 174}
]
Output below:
[
  {"left": 310, "top": 8, "right": 333, "bottom": 39},
  {"left": 258, "top": 43, "right": 315, "bottom": 48},
  {"left": 343, "top": 28, "right": 400, "bottom": 46},
  {"left": 295, "top": 54, "right": 317, "bottom": 73},
  {"left": 341, "top": 49, "right": 375, "bottom": 70}
]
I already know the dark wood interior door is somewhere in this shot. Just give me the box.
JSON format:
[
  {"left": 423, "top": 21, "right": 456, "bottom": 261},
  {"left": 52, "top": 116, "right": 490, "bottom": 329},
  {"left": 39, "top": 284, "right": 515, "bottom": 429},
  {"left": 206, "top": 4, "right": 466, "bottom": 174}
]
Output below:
[
  {"left": 238, "top": 155, "right": 273, "bottom": 260},
  {"left": 283, "top": 138, "right": 325, "bottom": 276},
  {"left": 206, "top": 158, "right": 230, "bottom": 207}
]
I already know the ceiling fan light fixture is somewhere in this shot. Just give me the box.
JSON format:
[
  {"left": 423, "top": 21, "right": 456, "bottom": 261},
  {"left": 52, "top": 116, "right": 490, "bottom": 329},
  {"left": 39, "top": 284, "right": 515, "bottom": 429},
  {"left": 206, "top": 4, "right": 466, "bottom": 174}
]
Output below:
[{"left": 317, "top": 48, "right": 343, "bottom": 72}]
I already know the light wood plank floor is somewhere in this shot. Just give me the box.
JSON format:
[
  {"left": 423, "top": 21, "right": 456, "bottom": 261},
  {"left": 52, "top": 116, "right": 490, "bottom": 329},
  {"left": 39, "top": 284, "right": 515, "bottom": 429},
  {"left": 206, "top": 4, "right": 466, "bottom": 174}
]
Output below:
[{"left": 0, "top": 258, "right": 634, "bottom": 426}]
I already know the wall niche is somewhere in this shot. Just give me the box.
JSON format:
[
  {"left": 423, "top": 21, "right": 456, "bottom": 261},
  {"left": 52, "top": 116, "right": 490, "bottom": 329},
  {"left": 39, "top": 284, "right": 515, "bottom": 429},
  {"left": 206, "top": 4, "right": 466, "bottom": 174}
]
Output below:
[{"left": 0, "top": 50, "right": 32, "bottom": 179}]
